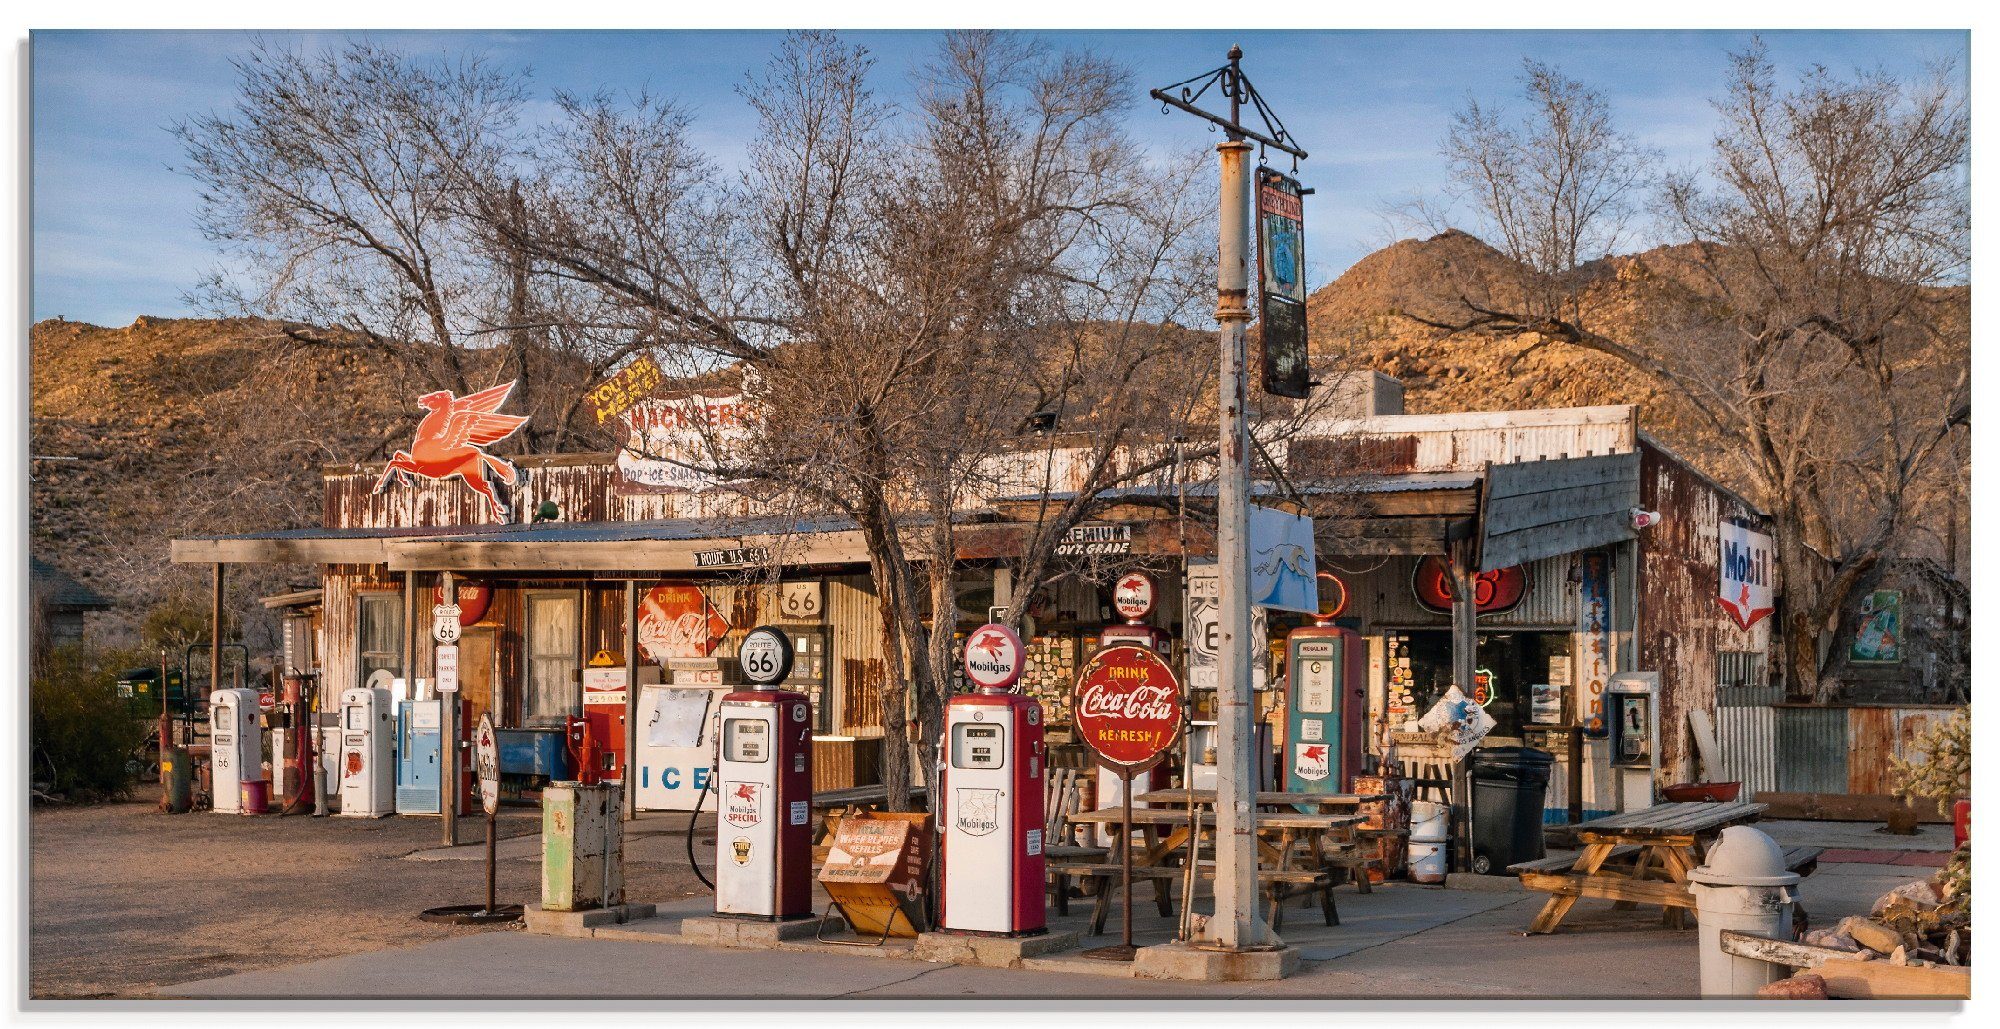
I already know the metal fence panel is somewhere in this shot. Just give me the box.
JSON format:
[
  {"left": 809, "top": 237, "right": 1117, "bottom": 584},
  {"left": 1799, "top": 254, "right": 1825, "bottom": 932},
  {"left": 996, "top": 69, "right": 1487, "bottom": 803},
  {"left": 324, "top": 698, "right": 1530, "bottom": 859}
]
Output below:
[{"left": 1775, "top": 706, "right": 1849, "bottom": 794}]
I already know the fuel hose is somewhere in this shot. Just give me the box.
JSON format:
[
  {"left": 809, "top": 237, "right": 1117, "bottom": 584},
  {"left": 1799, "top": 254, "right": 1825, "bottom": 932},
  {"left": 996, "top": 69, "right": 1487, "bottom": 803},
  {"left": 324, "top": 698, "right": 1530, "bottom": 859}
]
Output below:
[{"left": 686, "top": 774, "right": 714, "bottom": 889}]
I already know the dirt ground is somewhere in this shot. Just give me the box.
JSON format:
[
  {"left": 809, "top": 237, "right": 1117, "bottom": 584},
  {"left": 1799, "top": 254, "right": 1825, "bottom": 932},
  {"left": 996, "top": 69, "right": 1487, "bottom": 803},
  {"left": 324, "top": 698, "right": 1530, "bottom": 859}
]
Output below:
[{"left": 28, "top": 800, "right": 713, "bottom": 999}]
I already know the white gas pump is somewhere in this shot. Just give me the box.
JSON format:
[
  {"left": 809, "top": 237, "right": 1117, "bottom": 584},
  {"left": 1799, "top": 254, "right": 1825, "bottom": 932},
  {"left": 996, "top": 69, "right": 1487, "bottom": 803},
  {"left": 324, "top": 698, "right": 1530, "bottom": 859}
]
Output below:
[
  {"left": 939, "top": 624, "right": 1047, "bottom": 937},
  {"left": 713, "top": 627, "right": 815, "bottom": 921},
  {"left": 208, "top": 687, "right": 263, "bottom": 814},
  {"left": 336, "top": 686, "right": 395, "bottom": 818}
]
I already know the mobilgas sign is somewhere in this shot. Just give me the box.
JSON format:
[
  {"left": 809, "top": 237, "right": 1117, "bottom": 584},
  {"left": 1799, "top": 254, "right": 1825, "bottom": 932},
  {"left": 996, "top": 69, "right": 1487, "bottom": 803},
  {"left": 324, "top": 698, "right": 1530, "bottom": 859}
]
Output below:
[
  {"left": 963, "top": 623, "right": 1025, "bottom": 691},
  {"left": 1717, "top": 520, "right": 1776, "bottom": 631}
]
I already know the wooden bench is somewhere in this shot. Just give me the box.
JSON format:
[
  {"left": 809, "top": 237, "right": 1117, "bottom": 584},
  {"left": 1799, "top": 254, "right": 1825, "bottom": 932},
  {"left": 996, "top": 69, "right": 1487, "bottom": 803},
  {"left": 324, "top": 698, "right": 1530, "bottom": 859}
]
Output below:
[
  {"left": 1720, "top": 930, "right": 1969, "bottom": 999},
  {"left": 1513, "top": 844, "right": 1824, "bottom": 924}
]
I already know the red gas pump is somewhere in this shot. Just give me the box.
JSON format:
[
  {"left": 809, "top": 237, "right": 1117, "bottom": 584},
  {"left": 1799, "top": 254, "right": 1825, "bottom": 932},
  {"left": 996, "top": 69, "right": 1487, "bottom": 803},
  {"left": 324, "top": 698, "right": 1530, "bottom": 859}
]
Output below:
[
  {"left": 940, "top": 624, "right": 1047, "bottom": 936},
  {"left": 713, "top": 627, "right": 815, "bottom": 921}
]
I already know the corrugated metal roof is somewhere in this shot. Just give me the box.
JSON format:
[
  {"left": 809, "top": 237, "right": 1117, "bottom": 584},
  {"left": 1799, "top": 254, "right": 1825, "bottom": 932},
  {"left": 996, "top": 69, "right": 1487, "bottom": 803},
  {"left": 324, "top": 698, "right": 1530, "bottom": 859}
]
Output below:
[{"left": 29, "top": 557, "right": 112, "bottom": 610}]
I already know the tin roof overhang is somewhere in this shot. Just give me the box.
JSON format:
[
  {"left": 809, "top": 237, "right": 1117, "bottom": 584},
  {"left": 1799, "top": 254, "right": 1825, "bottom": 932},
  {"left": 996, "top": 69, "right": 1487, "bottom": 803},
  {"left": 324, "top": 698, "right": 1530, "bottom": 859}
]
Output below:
[{"left": 171, "top": 515, "right": 876, "bottom": 572}]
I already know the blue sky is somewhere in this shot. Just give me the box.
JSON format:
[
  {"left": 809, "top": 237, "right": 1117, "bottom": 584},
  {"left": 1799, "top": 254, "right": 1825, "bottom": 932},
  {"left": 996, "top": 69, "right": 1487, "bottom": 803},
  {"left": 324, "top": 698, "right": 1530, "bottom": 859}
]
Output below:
[{"left": 31, "top": 28, "right": 1966, "bottom": 326}]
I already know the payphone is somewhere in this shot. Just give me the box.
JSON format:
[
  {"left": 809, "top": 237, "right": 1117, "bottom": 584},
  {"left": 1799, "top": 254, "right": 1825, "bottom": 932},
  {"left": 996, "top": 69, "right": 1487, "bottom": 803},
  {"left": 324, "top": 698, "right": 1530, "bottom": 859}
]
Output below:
[
  {"left": 1606, "top": 671, "right": 1660, "bottom": 812},
  {"left": 940, "top": 623, "right": 1046, "bottom": 937},
  {"left": 713, "top": 626, "right": 815, "bottom": 921},
  {"left": 1283, "top": 624, "right": 1366, "bottom": 795},
  {"left": 209, "top": 687, "right": 263, "bottom": 814},
  {"left": 337, "top": 686, "right": 395, "bottom": 817}
]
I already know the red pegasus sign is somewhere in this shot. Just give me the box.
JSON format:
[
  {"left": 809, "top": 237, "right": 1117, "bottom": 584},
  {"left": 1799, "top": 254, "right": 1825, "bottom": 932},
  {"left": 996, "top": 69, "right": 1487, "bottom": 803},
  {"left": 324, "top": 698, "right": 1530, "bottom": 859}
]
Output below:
[
  {"left": 1072, "top": 644, "right": 1183, "bottom": 770},
  {"left": 375, "top": 382, "right": 531, "bottom": 520}
]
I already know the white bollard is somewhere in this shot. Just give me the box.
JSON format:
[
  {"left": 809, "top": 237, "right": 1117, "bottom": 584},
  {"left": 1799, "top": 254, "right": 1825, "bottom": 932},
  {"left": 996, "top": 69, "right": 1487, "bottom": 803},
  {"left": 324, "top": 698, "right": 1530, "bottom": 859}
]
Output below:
[{"left": 1687, "top": 826, "right": 1800, "bottom": 997}]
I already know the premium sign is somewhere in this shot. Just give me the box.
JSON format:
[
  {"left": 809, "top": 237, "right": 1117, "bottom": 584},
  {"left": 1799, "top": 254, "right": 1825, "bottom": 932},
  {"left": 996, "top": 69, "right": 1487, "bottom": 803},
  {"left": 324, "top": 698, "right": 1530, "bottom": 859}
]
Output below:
[
  {"left": 1717, "top": 520, "right": 1776, "bottom": 631},
  {"left": 1256, "top": 167, "right": 1310, "bottom": 399},
  {"left": 962, "top": 623, "right": 1025, "bottom": 691},
  {"left": 1054, "top": 523, "right": 1132, "bottom": 557},
  {"left": 1071, "top": 644, "right": 1183, "bottom": 770},
  {"left": 1412, "top": 556, "right": 1529, "bottom": 615},
  {"left": 615, "top": 390, "right": 755, "bottom": 493}
]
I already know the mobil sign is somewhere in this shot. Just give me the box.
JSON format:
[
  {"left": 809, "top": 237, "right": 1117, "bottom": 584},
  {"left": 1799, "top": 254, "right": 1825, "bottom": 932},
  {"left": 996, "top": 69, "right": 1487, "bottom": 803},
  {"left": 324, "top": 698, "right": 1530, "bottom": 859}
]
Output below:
[{"left": 1718, "top": 520, "right": 1776, "bottom": 631}]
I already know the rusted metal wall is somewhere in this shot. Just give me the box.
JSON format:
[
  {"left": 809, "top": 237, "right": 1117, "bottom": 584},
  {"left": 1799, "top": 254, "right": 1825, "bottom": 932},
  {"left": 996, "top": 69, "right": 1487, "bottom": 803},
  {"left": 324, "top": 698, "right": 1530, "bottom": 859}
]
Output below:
[
  {"left": 324, "top": 456, "right": 621, "bottom": 529},
  {"left": 1635, "top": 439, "right": 1773, "bottom": 786},
  {"left": 1714, "top": 681, "right": 1781, "bottom": 796},
  {"left": 319, "top": 564, "right": 401, "bottom": 700},
  {"left": 1766, "top": 704, "right": 1959, "bottom": 796},
  {"left": 829, "top": 574, "right": 888, "bottom": 738}
]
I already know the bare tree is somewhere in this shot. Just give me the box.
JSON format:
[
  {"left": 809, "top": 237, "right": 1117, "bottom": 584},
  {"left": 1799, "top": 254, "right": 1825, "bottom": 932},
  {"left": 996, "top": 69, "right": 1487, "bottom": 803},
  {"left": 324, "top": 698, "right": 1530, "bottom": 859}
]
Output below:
[{"left": 1397, "top": 44, "right": 1969, "bottom": 700}]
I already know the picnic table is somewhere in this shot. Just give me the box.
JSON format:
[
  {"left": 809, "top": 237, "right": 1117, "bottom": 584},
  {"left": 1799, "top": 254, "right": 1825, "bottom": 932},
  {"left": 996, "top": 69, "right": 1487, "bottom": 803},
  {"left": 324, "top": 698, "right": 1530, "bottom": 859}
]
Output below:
[
  {"left": 1056, "top": 806, "right": 1366, "bottom": 934},
  {"left": 1134, "top": 788, "right": 1385, "bottom": 810},
  {"left": 1511, "top": 800, "right": 1819, "bottom": 934}
]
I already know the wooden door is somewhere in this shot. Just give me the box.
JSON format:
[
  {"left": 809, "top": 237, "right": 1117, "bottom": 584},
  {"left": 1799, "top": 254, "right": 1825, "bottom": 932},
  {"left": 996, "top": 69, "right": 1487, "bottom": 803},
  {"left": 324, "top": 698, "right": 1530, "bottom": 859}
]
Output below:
[{"left": 458, "top": 627, "right": 498, "bottom": 728}]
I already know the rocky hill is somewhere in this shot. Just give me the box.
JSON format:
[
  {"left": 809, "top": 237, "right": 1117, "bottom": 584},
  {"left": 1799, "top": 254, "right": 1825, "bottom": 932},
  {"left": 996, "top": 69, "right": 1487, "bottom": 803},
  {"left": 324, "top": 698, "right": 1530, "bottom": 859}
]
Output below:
[{"left": 30, "top": 316, "right": 416, "bottom": 648}]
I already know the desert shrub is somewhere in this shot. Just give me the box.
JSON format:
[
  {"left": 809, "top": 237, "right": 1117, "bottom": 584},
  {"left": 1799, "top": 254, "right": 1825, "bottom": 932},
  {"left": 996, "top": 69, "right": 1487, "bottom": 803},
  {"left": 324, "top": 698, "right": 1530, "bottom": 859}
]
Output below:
[{"left": 30, "top": 644, "right": 153, "bottom": 802}]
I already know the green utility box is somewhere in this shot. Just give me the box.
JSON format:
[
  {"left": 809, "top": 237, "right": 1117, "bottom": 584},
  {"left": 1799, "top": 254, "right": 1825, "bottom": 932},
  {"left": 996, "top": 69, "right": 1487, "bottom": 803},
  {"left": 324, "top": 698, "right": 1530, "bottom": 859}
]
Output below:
[{"left": 541, "top": 781, "right": 624, "bottom": 911}]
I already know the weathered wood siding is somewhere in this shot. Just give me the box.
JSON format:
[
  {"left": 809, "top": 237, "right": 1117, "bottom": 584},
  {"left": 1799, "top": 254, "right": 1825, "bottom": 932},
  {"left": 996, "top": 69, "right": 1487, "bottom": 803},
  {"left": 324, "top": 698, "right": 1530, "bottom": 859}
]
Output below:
[{"left": 1635, "top": 438, "right": 1773, "bottom": 785}]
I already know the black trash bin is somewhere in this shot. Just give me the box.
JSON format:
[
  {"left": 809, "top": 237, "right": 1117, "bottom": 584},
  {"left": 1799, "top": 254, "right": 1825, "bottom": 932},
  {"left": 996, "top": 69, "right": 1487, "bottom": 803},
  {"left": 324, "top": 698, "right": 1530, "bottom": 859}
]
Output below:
[{"left": 1468, "top": 746, "right": 1555, "bottom": 874}]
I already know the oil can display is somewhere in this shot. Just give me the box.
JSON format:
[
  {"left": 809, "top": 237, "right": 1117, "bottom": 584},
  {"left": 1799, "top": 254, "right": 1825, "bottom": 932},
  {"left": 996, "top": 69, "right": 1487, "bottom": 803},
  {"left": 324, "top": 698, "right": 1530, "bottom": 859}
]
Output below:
[{"left": 712, "top": 689, "right": 815, "bottom": 921}]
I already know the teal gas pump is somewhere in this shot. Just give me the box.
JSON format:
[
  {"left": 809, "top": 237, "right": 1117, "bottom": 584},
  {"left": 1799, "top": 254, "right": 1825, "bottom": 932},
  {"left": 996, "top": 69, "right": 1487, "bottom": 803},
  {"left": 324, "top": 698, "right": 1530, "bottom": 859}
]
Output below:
[{"left": 1282, "top": 573, "right": 1366, "bottom": 796}]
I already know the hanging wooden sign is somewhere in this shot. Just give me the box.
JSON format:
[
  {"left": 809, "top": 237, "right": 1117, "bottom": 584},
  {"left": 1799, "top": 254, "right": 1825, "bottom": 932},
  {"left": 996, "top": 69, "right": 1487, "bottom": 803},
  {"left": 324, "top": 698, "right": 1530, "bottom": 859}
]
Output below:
[{"left": 1256, "top": 167, "right": 1310, "bottom": 399}]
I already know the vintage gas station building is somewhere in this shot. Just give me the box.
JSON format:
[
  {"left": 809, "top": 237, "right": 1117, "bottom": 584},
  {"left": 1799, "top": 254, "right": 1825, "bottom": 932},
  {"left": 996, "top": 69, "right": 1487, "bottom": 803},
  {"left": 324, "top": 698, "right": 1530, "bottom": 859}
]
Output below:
[{"left": 171, "top": 380, "right": 1777, "bottom": 826}]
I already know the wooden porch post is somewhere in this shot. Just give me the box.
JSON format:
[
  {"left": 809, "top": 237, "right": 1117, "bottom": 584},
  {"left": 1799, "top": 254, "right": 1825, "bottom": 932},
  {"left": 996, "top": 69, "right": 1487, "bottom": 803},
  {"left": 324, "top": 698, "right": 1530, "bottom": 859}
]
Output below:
[
  {"left": 210, "top": 563, "right": 225, "bottom": 702},
  {"left": 623, "top": 580, "right": 639, "bottom": 819},
  {"left": 1447, "top": 536, "right": 1479, "bottom": 875},
  {"left": 441, "top": 571, "right": 459, "bottom": 846}
]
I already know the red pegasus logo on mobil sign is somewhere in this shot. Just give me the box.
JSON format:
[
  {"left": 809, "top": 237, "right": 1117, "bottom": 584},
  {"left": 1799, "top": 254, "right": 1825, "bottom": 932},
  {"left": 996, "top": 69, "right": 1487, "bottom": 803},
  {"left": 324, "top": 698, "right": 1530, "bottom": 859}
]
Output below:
[
  {"left": 1072, "top": 644, "right": 1183, "bottom": 768},
  {"left": 962, "top": 624, "right": 1023, "bottom": 689}
]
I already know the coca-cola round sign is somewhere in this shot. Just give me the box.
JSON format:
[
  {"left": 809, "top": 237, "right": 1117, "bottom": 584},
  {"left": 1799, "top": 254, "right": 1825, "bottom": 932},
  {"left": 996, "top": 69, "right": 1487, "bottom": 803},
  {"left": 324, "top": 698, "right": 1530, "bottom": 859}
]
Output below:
[
  {"left": 1072, "top": 644, "right": 1183, "bottom": 769},
  {"left": 1111, "top": 572, "right": 1156, "bottom": 621},
  {"left": 962, "top": 623, "right": 1025, "bottom": 691}
]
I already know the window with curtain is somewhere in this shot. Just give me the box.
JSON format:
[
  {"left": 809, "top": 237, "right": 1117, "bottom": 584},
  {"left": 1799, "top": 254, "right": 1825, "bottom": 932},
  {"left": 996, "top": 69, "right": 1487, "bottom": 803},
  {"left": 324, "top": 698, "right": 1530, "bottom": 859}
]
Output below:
[
  {"left": 356, "top": 593, "right": 402, "bottom": 688},
  {"left": 525, "top": 592, "right": 580, "bottom": 727}
]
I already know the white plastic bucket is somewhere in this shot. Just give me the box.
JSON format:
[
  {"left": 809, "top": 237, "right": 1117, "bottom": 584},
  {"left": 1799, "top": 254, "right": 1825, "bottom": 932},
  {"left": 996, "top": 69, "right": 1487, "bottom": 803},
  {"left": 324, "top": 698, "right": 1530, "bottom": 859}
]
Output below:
[
  {"left": 1410, "top": 800, "right": 1449, "bottom": 842},
  {"left": 1409, "top": 840, "right": 1447, "bottom": 883}
]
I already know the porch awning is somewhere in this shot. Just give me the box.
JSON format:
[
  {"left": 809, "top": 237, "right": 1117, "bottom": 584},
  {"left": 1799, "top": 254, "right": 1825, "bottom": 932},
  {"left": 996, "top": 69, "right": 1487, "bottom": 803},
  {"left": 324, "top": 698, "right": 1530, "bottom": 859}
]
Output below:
[{"left": 171, "top": 514, "right": 875, "bottom": 573}]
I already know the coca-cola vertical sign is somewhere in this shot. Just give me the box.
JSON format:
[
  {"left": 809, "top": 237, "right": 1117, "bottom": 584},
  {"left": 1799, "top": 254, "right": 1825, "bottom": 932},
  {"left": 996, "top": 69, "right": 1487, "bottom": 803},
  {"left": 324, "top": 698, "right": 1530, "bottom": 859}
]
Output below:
[{"left": 1071, "top": 644, "right": 1184, "bottom": 771}]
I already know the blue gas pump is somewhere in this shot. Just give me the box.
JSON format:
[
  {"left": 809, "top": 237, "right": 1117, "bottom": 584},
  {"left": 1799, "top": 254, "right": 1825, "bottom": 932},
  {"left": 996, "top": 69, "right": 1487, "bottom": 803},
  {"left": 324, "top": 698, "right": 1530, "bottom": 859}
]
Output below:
[{"left": 396, "top": 699, "right": 443, "bottom": 814}]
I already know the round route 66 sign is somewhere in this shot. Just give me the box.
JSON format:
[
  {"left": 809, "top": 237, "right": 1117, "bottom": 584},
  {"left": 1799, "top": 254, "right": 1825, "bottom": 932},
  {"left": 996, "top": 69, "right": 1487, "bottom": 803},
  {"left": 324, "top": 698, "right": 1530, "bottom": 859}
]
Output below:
[{"left": 738, "top": 625, "right": 795, "bottom": 685}]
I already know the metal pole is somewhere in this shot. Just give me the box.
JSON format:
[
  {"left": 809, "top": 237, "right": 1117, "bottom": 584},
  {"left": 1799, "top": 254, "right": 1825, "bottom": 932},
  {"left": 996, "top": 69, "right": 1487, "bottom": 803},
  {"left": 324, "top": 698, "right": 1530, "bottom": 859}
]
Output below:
[
  {"left": 1120, "top": 770, "right": 1135, "bottom": 952},
  {"left": 485, "top": 808, "right": 498, "bottom": 914},
  {"left": 1209, "top": 119, "right": 1271, "bottom": 950},
  {"left": 442, "top": 571, "right": 459, "bottom": 846}
]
